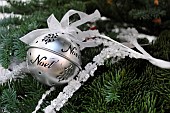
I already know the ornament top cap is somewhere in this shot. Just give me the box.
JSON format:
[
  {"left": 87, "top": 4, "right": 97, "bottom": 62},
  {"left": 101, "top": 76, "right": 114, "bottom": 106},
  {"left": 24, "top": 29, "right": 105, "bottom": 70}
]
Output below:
[{"left": 20, "top": 9, "right": 101, "bottom": 50}]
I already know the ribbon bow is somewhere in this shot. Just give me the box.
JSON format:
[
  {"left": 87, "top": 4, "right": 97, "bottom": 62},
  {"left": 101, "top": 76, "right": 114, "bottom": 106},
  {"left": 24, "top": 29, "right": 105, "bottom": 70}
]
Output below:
[{"left": 20, "top": 9, "right": 101, "bottom": 49}]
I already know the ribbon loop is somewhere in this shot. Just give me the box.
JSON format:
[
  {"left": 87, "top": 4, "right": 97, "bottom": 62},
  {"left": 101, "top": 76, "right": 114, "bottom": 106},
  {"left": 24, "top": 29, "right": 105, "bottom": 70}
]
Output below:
[
  {"left": 70, "top": 10, "right": 101, "bottom": 27},
  {"left": 60, "top": 9, "right": 88, "bottom": 28},
  {"left": 47, "top": 14, "right": 62, "bottom": 32}
]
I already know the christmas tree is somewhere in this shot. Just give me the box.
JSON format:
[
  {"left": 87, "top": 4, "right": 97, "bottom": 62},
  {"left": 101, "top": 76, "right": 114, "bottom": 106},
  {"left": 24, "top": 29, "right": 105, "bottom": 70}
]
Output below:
[{"left": 0, "top": 0, "right": 170, "bottom": 113}]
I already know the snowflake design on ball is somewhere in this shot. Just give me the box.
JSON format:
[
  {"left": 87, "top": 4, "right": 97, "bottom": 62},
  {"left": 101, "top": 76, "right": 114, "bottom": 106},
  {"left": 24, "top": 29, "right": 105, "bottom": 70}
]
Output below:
[{"left": 42, "top": 33, "right": 59, "bottom": 44}]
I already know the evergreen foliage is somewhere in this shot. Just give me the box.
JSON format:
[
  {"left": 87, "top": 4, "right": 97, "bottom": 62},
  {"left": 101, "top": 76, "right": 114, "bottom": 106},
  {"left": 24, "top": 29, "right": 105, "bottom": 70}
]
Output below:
[{"left": 0, "top": 0, "right": 170, "bottom": 113}]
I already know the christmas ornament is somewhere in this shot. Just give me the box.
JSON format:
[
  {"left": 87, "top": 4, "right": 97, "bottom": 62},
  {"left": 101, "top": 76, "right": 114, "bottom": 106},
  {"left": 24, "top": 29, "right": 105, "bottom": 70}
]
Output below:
[
  {"left": 27, "top": 32, "right": 81, "bottom": 86},
  {"left": 20, "top": 10, "right": 101, "bottom": 86}
]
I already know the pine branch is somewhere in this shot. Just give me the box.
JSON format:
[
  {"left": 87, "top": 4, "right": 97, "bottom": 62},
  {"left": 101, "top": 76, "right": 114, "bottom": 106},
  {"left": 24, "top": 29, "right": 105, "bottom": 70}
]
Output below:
[
  {"left": 0, "top": 88, "right": 20, "bottom": 113},
  {"left": 129, "top": 8, "right": 166, "bottom": 20}
]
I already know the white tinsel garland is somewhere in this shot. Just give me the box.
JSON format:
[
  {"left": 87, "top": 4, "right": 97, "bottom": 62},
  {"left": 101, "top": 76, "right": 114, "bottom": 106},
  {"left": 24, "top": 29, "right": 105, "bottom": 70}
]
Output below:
[
  {"left": 32, "top": 87, "right": 55, "bottom": 113},
  {"left": 0, "top": 62, "right": 27, "bottom": 84}
]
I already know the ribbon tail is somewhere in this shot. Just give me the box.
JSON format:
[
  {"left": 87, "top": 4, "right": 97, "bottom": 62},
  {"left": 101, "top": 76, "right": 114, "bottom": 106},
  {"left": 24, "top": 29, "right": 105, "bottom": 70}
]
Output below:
[
  {"left": 79, "top": 41, "right": 101, "bottom": 50},
  {"left": 148, "top": 57, "right": 170, "bottom": 69},
  {"left": 124, "top": 36, "right": 170, "bottom": 68},
  {"left": 20, "top": 29, "right": 50, "bottom": 45},
  {"left": 131, "top": 40, "right": 151, "bottom": 57},
  {"left": 72, "top": 30, "right": 100, "bottom": 41},
  {"left": 131, "top": 40, "right": 170, "bottom": 69},
  {"left": 99, "top": 34, "right": 170, "bottom": 69},
  {"left": 67, "top": 30, "right": 101, "bottom": 50},
  {"left": 67, "top": 35, "right": 100, "bottom": 50}
]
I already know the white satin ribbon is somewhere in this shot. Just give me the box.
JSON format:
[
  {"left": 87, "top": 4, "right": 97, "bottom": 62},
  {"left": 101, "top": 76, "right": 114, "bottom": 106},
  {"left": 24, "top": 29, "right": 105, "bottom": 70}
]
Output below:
[
  {"left": 20, "top": 9, "right": 101, "bottom": 49},
  {"left": 116, "top": 28, "right": 170, "bottom": 69}
]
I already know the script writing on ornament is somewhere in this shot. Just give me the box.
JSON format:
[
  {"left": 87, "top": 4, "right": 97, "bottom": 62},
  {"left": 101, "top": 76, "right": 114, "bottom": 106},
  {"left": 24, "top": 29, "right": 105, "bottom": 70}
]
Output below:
[{"left": 30, "top": 55, "right": 59, "bottom": 68}]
